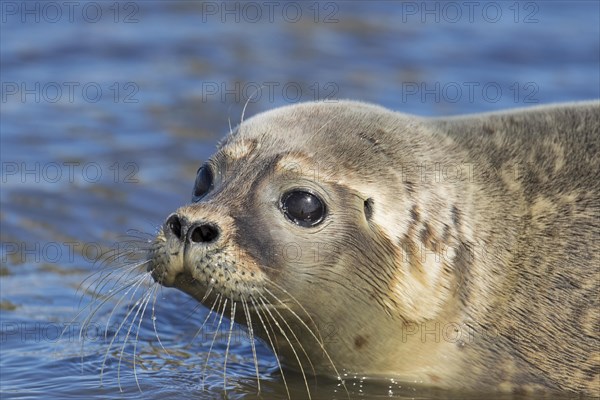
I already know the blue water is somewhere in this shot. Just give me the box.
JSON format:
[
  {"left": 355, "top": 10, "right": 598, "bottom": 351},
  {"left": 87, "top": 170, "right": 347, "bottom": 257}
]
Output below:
[{"left": 1, "top": 1, "right": 598, "bottom": 399}]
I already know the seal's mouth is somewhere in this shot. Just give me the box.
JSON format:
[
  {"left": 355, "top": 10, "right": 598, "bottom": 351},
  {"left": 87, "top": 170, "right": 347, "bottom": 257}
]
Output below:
[
  {"left": 146, "top": 259, "right": 163, "bottom": 284},
  {"left": 147, "top": 237, "right": 265, "bottom": 304}
]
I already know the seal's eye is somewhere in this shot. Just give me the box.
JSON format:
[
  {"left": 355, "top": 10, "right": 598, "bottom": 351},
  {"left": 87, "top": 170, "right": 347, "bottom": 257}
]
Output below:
[
  {"left": 280, "top": 190, "right": 326, "bottom": 227},
  {"left": 192, "top": 166, "right": 213, "bottom": 202}
]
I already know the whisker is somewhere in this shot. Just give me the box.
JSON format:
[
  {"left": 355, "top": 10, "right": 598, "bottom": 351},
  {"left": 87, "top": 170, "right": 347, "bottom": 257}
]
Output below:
[
  {"left": 72, "top": 227, "right": 158, "bottom": 391},
  {"left": 80, "top": 258, "right": 149, "bottom": 320},
  {"left": 79, "top": 253, "right": 145, "bottom": 305},
  {"left": 209, "top": 295, "right": 223, "bottom": 326},
  {"left": 241, "top": 298, "right": 261, "bottom": 394},
  {"left": 150, "top": 283, "right": 170, "bottom": 355},
  {"left": 124, "top": 228, "right": 156, "bottom": 241},
  {"left": 260, "top": 292, "right": 317, "bottom": 380},
  {"left": 100, "top": 273, "right": 149, "bottom": 389},
  {"left": 191, "top": 292, "right": 219, "bottom": 344},
  {"left": 114, "top": 274, "right": 151, "bottom": 390},
  {"left": 240, "top": 85, "right": 264, "bottom": 126},
  {"left": 201, "top": 295, "right": 226, "bottom": 389},
  {"left": 250, "top": 297, "right": 291, "bottom": 400},
  {"left": 258, "top": 296, "right": 312, "bottom": 400},
  {"left": 102, "top": 270, "right": 151, "bottom": 341},
  {"left": 223, "top": 302, "right": 237, "bottom": 394},
  {"left": 227, "top": 102, "right": 235, "bottom": 136},
  {"left": 79, "top": 268, "right": 144, "bottom": 343},
  {"left": 263, "top": 286, "right": 349, "bottom": 398},
  {"left": 130, "top": 284, "right": 155, "bottom": 391},
  {"left": 313, "top": 113, "right": 342, "bottom": 136},
  {"left": 94, "top": 259, "right": 150, "bottom": 301},
  {"left": 265, "top": 281, "right": 325, "bottom": 345},
  {"left": 200, "top": 286, "right": 214, "bottom": 304},
  {"left": 75, "top": 269, "right": 147, "bottom": 373}
]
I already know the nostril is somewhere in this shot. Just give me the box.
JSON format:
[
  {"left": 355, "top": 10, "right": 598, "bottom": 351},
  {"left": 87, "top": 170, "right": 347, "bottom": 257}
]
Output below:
[
  {"left": 189, "top": 223, "right": 220, "bottom": 244},
  {"left": 166, "top": 214, "right": 182, "bottom": 239}
]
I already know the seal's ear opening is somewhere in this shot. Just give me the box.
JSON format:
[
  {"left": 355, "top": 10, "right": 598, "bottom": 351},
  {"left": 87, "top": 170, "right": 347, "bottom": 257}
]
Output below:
[{"left": 364, "top": 198, "right": 374, "bottom": 220}]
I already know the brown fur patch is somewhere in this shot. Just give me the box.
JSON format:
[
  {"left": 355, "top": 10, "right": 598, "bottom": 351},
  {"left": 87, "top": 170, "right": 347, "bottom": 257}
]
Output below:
[
  {"left": 410, "top": 205, "right": 420, "bottom": 222},
  {"left": 354, "top": 335, "right": 369, "bottom": 349},
  {"left": 221, "top": 138, "right": 256, "bottom": 159},
  {"left": 420, "top": 222, "right": 434, "bottom": 250},
  {"left": 452, "top": 241, "right": 473, "bottom": 307}
]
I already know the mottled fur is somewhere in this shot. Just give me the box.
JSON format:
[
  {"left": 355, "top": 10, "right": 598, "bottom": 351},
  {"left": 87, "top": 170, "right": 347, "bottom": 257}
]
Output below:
[
  {"left": 430, "top": 104, "right": 599, "bottom": 394},
  {"left": 148, "top": 100, "right": 599, "bottom": 396}
]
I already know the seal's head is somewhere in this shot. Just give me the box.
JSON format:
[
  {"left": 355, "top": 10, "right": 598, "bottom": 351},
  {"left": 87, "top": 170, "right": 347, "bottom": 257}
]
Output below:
[{"left": 148, "top": 100, "right": 467, "bottom": 379}]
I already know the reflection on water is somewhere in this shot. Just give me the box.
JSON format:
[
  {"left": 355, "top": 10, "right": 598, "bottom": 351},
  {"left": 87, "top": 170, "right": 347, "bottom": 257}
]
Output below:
[{"left": 1, "top": 1, "right": 598, "bottom": 399}]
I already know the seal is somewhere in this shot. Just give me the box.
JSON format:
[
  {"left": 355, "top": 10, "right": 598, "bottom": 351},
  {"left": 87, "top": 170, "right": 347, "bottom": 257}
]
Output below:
[{"left": 147, "top": 100, "right": 599, "bottom": 396}]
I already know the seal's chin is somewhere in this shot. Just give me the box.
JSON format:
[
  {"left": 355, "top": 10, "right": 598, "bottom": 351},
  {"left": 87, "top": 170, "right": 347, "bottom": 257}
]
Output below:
[{"left": 171, "top": 271, "right": 202, "bottom": 294}]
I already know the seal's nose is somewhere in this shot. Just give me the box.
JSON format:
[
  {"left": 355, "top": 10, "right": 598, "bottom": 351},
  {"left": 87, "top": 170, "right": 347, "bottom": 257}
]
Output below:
[
  {"left": 188, "top": 222, "right": 220, "bottom": 244},
  {"left": 164, "top": 213, "right": 186, "bottom": 241},
  {"left": 164, "top": 213, "right": 220, "bottom": 245}
]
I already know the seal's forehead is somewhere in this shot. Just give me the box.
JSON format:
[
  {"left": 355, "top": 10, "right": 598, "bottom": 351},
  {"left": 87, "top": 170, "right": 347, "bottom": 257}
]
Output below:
[
  {"left": 216, "top": 100, "right": 408, "bottom": 169},
  {"left": 218, "top": 137, "right": 318, "bottom": 175},
  {"left": 220, "top": 137, "right": 257, "bottom": 160},
  {"left": 234, "top": 100, "right": 380, "bottom": 139}
]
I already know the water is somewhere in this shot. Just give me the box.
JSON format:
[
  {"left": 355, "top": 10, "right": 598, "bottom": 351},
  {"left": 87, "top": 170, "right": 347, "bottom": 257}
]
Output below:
[{"left": 1, "top": 1, "right": 598, "bottom": 399}]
